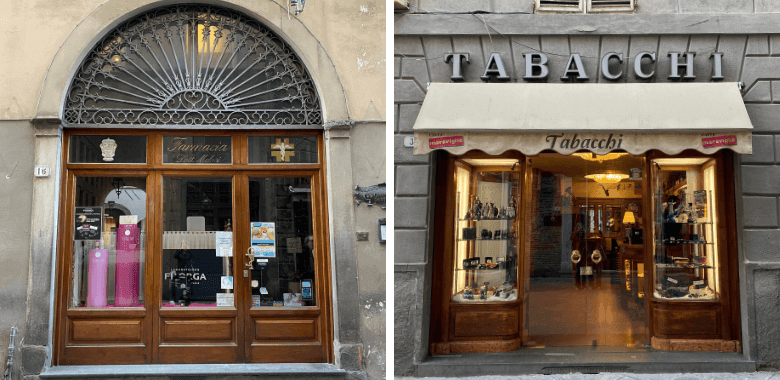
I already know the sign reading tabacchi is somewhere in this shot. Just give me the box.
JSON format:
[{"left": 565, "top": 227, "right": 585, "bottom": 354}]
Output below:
[
  {"left": 444, "top": 51, "right": 725, "bottom": 82},
  {"left": 545, "top": 133, "right": 624, "bottom": 150}
]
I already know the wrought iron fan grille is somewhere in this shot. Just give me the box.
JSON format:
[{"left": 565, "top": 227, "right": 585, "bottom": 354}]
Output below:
[{"left": 65, "top": 5, "right": 321, "bottom": 126}]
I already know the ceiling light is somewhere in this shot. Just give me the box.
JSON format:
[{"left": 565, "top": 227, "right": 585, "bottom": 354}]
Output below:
[
  {"left": 584, "top": 171, "right": 629, "bottom": 184},
  {"left": 573, "top": 152, "right": 628, "bottom": 163}
]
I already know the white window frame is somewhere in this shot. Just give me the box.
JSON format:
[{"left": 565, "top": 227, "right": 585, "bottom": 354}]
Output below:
[
  {"left": 535, "top": 0, "right": 635, "bottom": 13},
  {"left": 587, "top": 0, "right": 635, "bottom": 13}
]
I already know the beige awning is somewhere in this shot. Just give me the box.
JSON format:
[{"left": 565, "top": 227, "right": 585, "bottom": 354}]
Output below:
[{"left": 412, "top": 82, "right": 753, "bottom": 156}]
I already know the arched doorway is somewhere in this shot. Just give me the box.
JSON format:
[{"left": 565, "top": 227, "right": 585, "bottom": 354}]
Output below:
[{"left": 54, "top": 5, "right": 333, "bottom": 365}]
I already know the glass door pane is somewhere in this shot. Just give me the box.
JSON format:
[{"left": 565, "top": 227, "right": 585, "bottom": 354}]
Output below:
[
  {"left": 247, "top": 177, "right": 316, "bottom": 307},
  {"left": 524, "top": 153, "right": 647, "bottom": 347},
  {"left": 70, "top": 176, "right": 146, "bottom": 308},
  {"left": 161, "top": 177, "right": 234, "bottom": 307}
]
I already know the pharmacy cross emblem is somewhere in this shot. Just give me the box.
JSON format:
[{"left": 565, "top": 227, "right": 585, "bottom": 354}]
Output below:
[{"left": 271, "top": 138, "right": 295, "bottom": 162}]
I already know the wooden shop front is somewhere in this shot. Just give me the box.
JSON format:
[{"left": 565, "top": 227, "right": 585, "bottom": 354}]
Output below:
[
  {"left": 415, "top": 82, "right": 751, "bottom": 354},
  {"left": 55, "top": 130, "right": 332, "bottom": 364}
]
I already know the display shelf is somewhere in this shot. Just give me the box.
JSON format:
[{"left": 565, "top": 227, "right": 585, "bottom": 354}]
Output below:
[
  {"left": 656, "top": 264, "right": 713, "bottom": 269},
  {"left": 657, "top": 239, "right": 711, "bottom": 245},
  {"left": 456, "top": 268, "right": 504, "bottom": 272},
  {"left": 458, "top": 238, "right": 511, "bottom": 242},
  {"left": 458, "top": 218, "right": 515, "bottom": 222}
]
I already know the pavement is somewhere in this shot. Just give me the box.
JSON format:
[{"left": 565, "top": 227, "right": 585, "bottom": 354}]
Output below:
[{"left": 396, "top": 373, "right": 780, "bottom": 379}]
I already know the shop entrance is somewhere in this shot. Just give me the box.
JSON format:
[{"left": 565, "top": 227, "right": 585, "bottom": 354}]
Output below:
[
  {"left": 523, "top": 153, "right": 648, "bottom": 347},
  {"left": 55, "top": 131, "right": 332, "bottom": 365},
  {"left": 429, "top": 150, "right": 738, "bottom": 355}
]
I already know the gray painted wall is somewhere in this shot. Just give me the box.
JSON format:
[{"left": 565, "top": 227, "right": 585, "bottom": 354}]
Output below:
[
  {"left": 394, "top": 6, "right": 780, "bottom": 376},
  {"left": 0, "top": 122, "right": 35, "bottom": 380}
]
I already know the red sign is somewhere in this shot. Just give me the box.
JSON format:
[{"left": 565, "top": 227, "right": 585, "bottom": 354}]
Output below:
[
  {"left": 702, "top": 135, "right": 737, "bottom": 148},
  {"left": 429, "top": 136, "right": 464, "bottom": 149}
]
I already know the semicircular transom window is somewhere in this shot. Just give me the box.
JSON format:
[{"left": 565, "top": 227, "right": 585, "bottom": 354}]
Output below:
[{"left": 65, "top": 5, "right": 321, "bottom": 126}]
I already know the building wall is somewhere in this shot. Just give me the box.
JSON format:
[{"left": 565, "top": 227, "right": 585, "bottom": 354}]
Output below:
[
  {"left": 395, "top": 3, "right": 780, "bottom": 376},
  {"left": 0, "top": 122, "right": 35, "bottom": 380},
  {"left": 0, "top": 0, "right": 385, "bottom": 379},
  {"left": 1, "top": 0, "right": 385, "bottom": 121}
]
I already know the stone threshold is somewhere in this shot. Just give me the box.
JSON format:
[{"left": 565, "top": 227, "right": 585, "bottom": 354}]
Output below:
[
  {"left": 415, "top": 347, "right": 756, "bottom": 377},
  {"left": 40, "top": 363, "right": 347, "bottom": 379}
]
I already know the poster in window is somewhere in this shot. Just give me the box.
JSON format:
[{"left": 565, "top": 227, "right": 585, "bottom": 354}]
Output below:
[
  {"left": 74, "top": 207, "right": 102, "bottom": 241},
  {"left": 250, "top": 222, "right": 276, "bottom": 258}
]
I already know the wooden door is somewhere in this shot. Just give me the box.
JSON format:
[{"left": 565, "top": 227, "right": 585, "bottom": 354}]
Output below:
[{"left": 238, "top": 171, "right": 331, "bottom": 363}]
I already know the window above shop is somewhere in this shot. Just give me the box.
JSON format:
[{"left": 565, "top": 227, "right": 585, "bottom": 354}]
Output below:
[{"left": 535, "top": 0, "right": 635, "bottom": 13}]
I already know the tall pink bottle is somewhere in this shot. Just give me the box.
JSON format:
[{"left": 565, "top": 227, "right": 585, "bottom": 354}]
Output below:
[
  {"left": 115, "top": 223, "right": 140, "bottom": 306},
  {"left": 87, "top": 247, "right": 108, "bottom": 307}
]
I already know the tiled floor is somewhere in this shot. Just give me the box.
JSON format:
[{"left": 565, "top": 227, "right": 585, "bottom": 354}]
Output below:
[{"left": 527, "top": 271, "right": 647, "bottom": 347}]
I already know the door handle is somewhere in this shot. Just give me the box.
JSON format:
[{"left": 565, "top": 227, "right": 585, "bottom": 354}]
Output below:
[{"left": 245, "top": 247, "right": 255, "bottom": 269}]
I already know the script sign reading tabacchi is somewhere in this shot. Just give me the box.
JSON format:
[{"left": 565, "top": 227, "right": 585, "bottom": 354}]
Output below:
[{"left": 163, "top": 136, "right": 232, "bottom": 164}]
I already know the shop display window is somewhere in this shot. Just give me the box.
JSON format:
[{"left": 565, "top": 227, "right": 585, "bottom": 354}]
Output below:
[
  {"left": 161, "top": 177, "right": 234, "bottom": 307},
  {"left": 651, "top": 158, "right": 720, "bottom": 300},
  {"left": 248, "top": 136, "right": 318, "bottom": 164},
  {"left": 451, "top": 160, "right": 520, "bottom": 303},
  {"left": 70, "top": 176, "right": 146, "bottom": 308}
]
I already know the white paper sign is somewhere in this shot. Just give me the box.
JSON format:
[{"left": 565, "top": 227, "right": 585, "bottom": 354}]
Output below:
[
  {"left": 216, "top": 293, "right": 234, "bottom": 307},
  {"left": 221, "top": 276, "right": 233, "bottom": 290},
  {"left": 287, "top": 237, "right": 302, "bottom": 254},
  {"left": 215, "top": 231, "right": 233, "bottom": 257}
]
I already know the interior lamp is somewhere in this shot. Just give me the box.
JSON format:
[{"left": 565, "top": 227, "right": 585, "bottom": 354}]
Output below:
[
  {"left": 622, "top": 210, "right": 636, "bottom": 226},
  {"left": 584, "top": 171, "right": 629, "bottom": 184},
  {"left": 573, "top": 152, "right": 628, "bottom": 163}
]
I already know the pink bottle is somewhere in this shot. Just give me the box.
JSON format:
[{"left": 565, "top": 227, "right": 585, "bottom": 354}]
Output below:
[
  {"left": 87, "top": 247, "right": 108, "bottom": 307},
  {"left": 115, "top": 223, "right": 140, "bottom": 307}
]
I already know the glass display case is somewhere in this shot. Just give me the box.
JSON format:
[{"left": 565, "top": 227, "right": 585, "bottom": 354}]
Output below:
[
  {"left": 452, "top": 165, "right": 520, "bottom": 303},
  {"left": 652, "top": 158, "right": 720, "bottom": 300}
]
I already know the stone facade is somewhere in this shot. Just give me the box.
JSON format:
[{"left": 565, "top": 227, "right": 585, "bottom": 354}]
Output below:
[
  {"left": 0, "top": 1, "right": 385, "bottom": 379},
  {"left": 395, "top": 1, "right": 780, "bottom": 376}
]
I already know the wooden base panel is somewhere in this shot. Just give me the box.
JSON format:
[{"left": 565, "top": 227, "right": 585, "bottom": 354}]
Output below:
[
  {"left": 430, "top": 339, "right": 522, "bottom": 355},
  {"left": 158, "top": 343, "right": 239, "bottom": 363},
  {"left": 651, "top": 336, "right": 740, "bottom": 352},
  {"left": 248, "top": 342, "right": 324, "bottom": 363},
  {"left": 61, "top": 345, "right": 147, "bottom": 365}
]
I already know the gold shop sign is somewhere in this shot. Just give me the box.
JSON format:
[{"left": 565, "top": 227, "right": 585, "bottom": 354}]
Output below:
[{"left": 162, "top": 136, "right": 232, "bottom": 164}]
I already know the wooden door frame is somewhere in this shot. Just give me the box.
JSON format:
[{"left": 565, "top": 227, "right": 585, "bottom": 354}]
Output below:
[
  {"left": 53, "top": 129, "right": 333, "bottom": 365},
  {"left": 429, "top": 151, "right": 525, "bottom": 354},
  {"left": 645, "top": 150, "right": 741, "bottom": 346}
]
